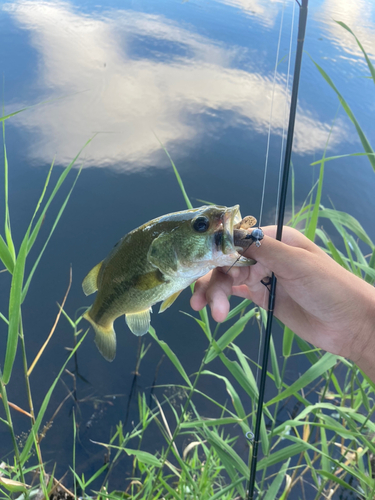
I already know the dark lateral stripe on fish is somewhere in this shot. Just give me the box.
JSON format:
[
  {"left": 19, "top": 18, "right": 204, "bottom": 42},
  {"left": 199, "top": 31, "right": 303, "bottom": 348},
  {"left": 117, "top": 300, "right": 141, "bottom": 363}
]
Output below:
[
  {"left": 90, "top": 272, "right": 165, "bottom": 324},
  {"left": 90, "top": 281, "right": 137, "bottom": 324}
]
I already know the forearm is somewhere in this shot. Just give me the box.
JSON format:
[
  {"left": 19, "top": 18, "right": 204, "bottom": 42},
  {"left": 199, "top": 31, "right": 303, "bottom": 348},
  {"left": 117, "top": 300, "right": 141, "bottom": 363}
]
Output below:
[{"left": 352, "top": 281, "right": 375, "bottom": 381}]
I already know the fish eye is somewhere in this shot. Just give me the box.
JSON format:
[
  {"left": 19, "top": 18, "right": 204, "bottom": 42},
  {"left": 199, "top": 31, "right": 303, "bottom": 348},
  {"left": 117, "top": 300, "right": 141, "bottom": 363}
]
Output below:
[{"left": 193, "top": 216, "right": 210, "bottom": 233}]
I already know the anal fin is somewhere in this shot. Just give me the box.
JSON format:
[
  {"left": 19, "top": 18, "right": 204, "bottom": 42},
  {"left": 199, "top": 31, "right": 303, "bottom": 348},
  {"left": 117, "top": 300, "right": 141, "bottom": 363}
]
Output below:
[
  {"left": 159, "top": 290, "right": 182, "bottom": 313},
  {"left": 125, "top": 309, "right": 151, "bottom": 336}
]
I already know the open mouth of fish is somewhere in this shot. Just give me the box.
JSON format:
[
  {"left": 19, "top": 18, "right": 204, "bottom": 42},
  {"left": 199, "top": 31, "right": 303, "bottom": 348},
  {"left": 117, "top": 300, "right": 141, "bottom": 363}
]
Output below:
[{"left": 215, "top": 205, "right": 243, "bottom": 255}]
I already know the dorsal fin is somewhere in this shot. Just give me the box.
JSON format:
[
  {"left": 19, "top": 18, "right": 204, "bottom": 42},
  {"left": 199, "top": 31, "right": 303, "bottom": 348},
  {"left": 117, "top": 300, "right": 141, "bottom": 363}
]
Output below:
[{"left": 82, "top": 261, "right": 103, "bottom": 296}]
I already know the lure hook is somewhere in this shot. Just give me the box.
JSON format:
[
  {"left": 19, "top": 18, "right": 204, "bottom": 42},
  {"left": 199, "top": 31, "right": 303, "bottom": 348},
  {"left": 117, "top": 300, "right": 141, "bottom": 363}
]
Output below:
[
  {"left": 244, "top": 227, "right": 264, "bottom": 248},
  {"left": 226, "top": 226, "right": 264, "bottom": 274}
]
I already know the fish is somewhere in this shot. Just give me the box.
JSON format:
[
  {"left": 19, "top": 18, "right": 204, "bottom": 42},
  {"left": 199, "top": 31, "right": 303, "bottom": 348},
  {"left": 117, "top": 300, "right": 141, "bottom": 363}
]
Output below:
[{"left": 82, "top": 205, "right": 257, "bottom": 361}]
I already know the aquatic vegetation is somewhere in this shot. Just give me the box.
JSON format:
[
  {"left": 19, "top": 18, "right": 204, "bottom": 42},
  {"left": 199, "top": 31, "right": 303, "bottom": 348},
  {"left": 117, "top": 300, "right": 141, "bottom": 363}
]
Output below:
[
  {"left": 0, "top": 112, "right": 91, "bottom": 495},
  {"left": 0, "top": 21, "right": 375, "bottom": 500}
]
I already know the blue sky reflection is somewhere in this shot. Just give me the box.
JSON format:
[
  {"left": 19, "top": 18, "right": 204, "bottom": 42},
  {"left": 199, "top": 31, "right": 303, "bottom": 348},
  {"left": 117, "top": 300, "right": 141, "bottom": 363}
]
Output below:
[{"left": 3, "top": 0, "right": 373, "bottom": 170}]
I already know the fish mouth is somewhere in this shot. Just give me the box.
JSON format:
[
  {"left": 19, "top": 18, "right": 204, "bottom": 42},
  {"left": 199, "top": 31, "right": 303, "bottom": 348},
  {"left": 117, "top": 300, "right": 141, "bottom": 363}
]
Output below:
[{"left": 221, "top": 205, "right": 242, "bottom": 254}]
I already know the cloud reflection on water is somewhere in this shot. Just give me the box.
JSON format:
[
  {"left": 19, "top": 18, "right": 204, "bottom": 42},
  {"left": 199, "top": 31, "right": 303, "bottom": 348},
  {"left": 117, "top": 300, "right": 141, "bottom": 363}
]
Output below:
[
  {"left": 214, "top": 0, "right": 283, "bottom": 27},
  {"left": 4, "top": 0, "right": 349, "bottom": 171},
  {"left": 317, "top": 0, "right": 375, "bottom": 61}
]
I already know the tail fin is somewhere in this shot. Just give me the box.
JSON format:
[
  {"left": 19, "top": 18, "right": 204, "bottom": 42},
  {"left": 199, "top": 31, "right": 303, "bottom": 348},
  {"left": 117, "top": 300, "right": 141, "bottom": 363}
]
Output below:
[{"left": 83, "top": 310, "right": 117, "bottom": 362}]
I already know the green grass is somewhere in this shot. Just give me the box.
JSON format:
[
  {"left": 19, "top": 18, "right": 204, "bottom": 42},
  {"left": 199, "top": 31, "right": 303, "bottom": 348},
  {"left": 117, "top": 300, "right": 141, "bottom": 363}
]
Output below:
[
  {"left": 0, "top": 111, "right": 92, "bottom": 496},
  {"left": 1, "top": 21, "right": 375, "bottom": 500}
]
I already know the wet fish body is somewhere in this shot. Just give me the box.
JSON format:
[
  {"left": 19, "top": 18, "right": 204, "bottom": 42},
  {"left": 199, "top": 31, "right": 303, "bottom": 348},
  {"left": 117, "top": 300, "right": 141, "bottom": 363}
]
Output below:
[{"left": 82, "top": 205, "right": 256, "bottom": 361}]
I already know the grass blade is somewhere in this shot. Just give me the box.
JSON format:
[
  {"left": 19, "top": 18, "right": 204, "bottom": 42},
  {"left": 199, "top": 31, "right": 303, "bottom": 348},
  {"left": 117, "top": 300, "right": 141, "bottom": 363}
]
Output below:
[
  {"left": 2, "top": 228, "right": 30, "bottom": 384},
  {"left": 148, "top": 327, "right": 193, "bottom": 388},
  {"left": 270, "top": 335, "right": 281, "bottom": 389},
  {"left": 208, "top": 477, "right": 243, "bottom": 500},
  {"left": 155, "top": 135, "right": 193, "bottom": 209},
  {"left": 305, "top": 137, "right": 325, "bottom": 241},
  {"left": 317, "top": 470, "right": 359, "bottom": 495},
  {"left": 282, "top": 326, "right": 294, "bottom": 357},
  {"left": 258, "top": 443, "right": 309, "bottom": 470},
  {"left": 22, "top": 170, "right": 81, "bottom": 302},
  {"left": 336, "top": 21, "right": 375, "bottom": 84},
  {"left": 223, "top": 299, "right": 252, "bottom": 322},
  {"left": 319, "top": 208, "right": 374, "bottom": 248},
  {"left": 206, "top": 308, "right": 258, "bottom": 363},
  {"left": 27, "top": 137, "right": 94, "bottom": 253},
  {"left": 311, "top": 152, "right": 375, "bottom": 166},
  {"left": 29, "top": 158, "right": 55, "bottom": 227},
  {"left": 20, "top": 331, "right": 87, "bottom": 463},
  {"left": 310, "top": 56, "right": 375, "bottom": 172},
  {"left": 200, "top": 371, "right": 248, "bottom": 427},
  {"left": 263, "top": 459, "right": 290, "bottom": 500},
  {"left": 0, "top": 234, "right": 14, "bottom": 273},
  {"left": 299, "top": 207, "right": 374, "bottom": 248},
  {"left": 306, "top": 104, "right": 341, "bottom": 241},
  {"left": 3, "top": 125, "right": 16, "bottom": 264},
  {"left": 203, "top": 426, "right": 248, "bottom": 476},
  {"left": 27, "top": 268, "right": 72, "bottom": 376},
  {"left": 124, "top": 449, "right": 163, "bottom": 467},
  {"left": 365, "top": 248, "right": 375, "bottom": 285},
  {"left": 266, "top": 353, "right": 339, "bottom": 406}
]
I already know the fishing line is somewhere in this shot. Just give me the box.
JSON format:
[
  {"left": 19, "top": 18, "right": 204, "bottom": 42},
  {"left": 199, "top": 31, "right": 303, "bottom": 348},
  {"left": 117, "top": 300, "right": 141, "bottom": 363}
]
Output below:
[
  {"left": 232, "top": 0, "right": 286, "bottom": 384},
  {"left": 247, "top": 1, "right": 309, "bottom": 499},
  {"left": 229, "top": 0, "right": 288, "bottom": 313},
  {"left": 258, "top": 0, "right": 286, "bottom": 229},
  {"left": 275, "top": 0, "right": 296, "bottom": 223},
  {"left": 253, "top": 0, "right": 287, "bottom": 390}
]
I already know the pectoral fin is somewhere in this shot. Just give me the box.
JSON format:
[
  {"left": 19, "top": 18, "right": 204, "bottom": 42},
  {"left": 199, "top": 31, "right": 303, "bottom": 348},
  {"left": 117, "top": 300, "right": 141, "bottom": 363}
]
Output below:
[
  {"left": 82, "top": 261, "right": 103, "bottom": 296},
  {"left": 148, "top": 233, "right": 178, "bottom": 275},
  {"left": 83, "top": 309, "right": 116, "bottom": 362},
  {"left": 125, "top": 309, "right": 151, "bottom": 336},
  {"left": 159, "top": 290, "right": 182, "bottom": 313},
  {"left": 135, "top": 269, "right": 166, "bottom": 290}
]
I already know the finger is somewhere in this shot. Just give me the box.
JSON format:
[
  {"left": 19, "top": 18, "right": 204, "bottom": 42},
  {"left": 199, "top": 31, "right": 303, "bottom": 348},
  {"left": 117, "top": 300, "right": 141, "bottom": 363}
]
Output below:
[
  {"left": 231, "top": 282, "right": 270, "bottom": 309},
  {"left": 258, "top": 226, "right": 321, "bottom": 251},
  {"left": 240, "top": 226, "right": 328, "bottom": 280},
  {"left": 190, "top": 272, "right": 213, "bottom": 311},
  {"left": 232, "top": 280, "right": 309, "bottom": 334},
  {"left": 204, "top": 269, "right": 234, "bottom": 322}
]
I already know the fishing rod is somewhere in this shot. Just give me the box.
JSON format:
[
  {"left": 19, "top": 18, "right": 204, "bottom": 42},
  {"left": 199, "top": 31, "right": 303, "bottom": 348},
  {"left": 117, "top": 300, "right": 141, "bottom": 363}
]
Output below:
[{"left": 247, "top": 1, "right": 309, "bottom": 499}]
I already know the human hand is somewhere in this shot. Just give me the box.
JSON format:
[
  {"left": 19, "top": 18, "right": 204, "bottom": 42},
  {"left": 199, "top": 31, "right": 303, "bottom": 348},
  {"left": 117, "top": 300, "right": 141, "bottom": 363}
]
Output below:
[{"left": 191, "top": 226, "right": 375, "bottom": 378}]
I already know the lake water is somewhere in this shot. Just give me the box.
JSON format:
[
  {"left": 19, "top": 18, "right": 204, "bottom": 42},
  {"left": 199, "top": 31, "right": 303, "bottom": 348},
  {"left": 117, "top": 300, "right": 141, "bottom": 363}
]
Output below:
[{"left": 1, "top": 0, "right": 375, "bottom": 495}]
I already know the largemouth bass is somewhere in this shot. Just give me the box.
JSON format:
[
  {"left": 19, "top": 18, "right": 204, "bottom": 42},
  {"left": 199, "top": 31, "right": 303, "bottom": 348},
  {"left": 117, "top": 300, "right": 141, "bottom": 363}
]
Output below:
[{"left": 82, "top": 205, "right": 257, "bottom": 361}]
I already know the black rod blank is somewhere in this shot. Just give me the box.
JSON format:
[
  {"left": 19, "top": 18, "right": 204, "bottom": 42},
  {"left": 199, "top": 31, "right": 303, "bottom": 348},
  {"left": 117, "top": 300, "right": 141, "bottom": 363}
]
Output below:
[{"left": 247, "top": 1, "right": 309, "bottom": 499}]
